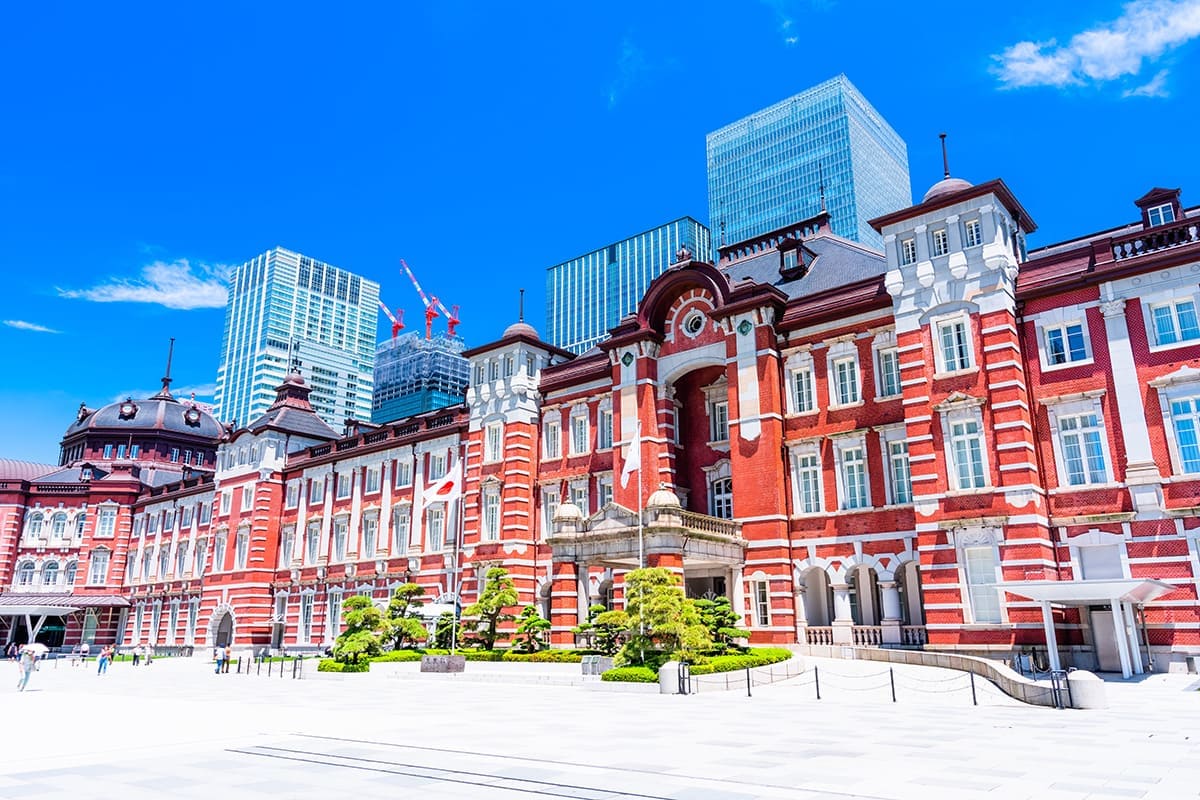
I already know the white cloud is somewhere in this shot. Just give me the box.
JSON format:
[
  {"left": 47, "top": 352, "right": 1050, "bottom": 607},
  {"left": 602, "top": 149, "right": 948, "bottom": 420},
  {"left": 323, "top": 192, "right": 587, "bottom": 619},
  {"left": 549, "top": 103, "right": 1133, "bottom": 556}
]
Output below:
[
  {"left": 993, "top": 0, "right": 1200, "bottom": 94},
  {"left": 1124, "top": 68, "right": 1171, "bottom": 97},
  {"left": 58, "top": 259, "right": 229, "bottom": 310},
  {"left": 3, "top": 319, "right": 60, "bottom": 333},
  {"left": 607, "top": 37, "right": 648, "bottom": 109}
]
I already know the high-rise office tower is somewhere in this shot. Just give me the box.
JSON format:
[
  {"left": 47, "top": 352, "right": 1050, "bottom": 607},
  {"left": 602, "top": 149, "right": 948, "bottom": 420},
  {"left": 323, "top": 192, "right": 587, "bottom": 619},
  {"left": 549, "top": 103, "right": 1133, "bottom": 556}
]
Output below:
[
  {"left": 214, "top": 247, "right": 380, "bottom": 430},
  {"left": 706, "top": 74, "right": 910, "bottom": 250},
  {"left": 545, "top": 216, "right": 712, "bottom": 354},
  {"left": 371, "top": 332, "right": 470, "bottom": 423}
]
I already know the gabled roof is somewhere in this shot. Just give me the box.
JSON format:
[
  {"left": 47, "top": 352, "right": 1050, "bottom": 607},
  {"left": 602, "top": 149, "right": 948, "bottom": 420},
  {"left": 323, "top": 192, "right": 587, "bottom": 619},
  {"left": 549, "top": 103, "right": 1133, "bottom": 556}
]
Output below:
[{"left": 721, "top": 230, "right": 887, "bottom": 301}]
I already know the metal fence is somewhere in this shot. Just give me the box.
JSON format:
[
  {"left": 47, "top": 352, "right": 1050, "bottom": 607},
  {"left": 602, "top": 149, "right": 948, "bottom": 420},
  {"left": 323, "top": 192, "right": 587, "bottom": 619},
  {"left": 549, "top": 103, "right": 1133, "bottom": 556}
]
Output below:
[{"left": 232, "top": 655, "right": 306, "bottom": 679}]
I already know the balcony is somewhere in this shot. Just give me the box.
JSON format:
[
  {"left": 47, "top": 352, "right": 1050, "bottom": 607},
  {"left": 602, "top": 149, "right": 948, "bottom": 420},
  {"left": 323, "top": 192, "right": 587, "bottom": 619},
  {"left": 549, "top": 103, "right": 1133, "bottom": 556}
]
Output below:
[
  {"left": 546, "top": 501, "right": 744, "bottom": 568},
  {"left": 804, "top": 624, "right": 928, "bottom": 648},
  {"left": 1110, "top": 218, "right": 1200, "bottom": 262}
]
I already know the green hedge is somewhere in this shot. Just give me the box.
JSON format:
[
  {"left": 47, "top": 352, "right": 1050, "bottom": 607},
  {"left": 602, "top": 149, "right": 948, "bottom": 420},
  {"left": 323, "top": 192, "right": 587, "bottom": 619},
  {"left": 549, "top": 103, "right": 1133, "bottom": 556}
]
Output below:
[
  {"left": 369, "top": 648, "right": 593, "bottom": 664},
  {"left": 501, "top": 650, "right": 585, "bottom": 663},
  {"left": 317, "top": 659, "right": 369, "bottom": 673},
  {"left": 688, "top": 647, "right": 793, "bottom": 675},
  {"left": 370, "top": 650, "right": 426, "bottom": 663},
  {"left": 601, "top": 666, "right": 658, "bottom": 683}
]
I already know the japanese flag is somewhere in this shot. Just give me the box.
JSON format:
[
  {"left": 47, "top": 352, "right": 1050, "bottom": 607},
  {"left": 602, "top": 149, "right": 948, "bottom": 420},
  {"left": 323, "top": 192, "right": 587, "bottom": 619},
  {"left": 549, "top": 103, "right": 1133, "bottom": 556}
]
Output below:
[{"left": 620, "top": 422, "right": 641, "bottom": 489}]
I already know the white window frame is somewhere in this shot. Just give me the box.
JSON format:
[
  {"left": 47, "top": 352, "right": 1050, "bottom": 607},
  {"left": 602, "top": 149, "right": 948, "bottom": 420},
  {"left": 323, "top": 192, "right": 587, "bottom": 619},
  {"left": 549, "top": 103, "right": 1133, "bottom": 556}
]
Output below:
[
  {"left": 1044, "top": 393, "right": 1113, "bottom": 489},
  {"left": 484, "top": 422, "right": 504, "bottom": 463},
  {"left": 326, "top": 589, "right": 344, "bottom": 644},
  {"left": 309, "top": 478, "right": 325, "bottom": 505},
  {"left": 785, "top": 350, "right": 817, "bottom": 415},
  {"left": 332, "top": 519, "right": 348, "bottom": 561},
  {"left": 789, "top": 441, "right": 824, "bottom": 515},
  {"left": 542, "top": 488, "right": 559, "bottom": 538},
  {"left": 1147, "top": 203, "right": 1175, "bottom": 227},
  {"left": 963, "top": 218, "right": 982, "bottom": 248},
  {"left": 279, "top": 528, "right": 295, "bottom": 567},
  {"left": 879, "top": 426, "right": 912, "bottom": 505},
  {"left": 212, "top": 536, "right": 226, "bottom": 573},
  {"left": 569, "top": 479, "right": 589, "bottom": 514},
  {"left": 543, "top": 416, "right": 561, "bottom": 459},
  {"left": 709, "top": 400, "right": 729, "bottom": 443},
  {"left": 597, "top": 405, "right": 613, "bottom": 450},
  {"left": 299, "top": 593, "right": 315, "bottom": 643},
  {"left": 826, "top": 339, "right": 861, "bottom": 408},
  {"left": 427, "top": 505, "right": 446, "bottom": 551},
  {"left": 900, "top": 237, "right": 917, "bottom": 265},
  {"left": 428, "top": 453, "right": 448, "bottom": 481},
  {"left": 752, "top": 580, "right": 771, "bottom": 627},
  {"left": 932, "top": 312, "right": 975, "bottom": 375},
  {"left": 960, "top": 540, "right": 1004, "bottom": 625},
  {"left": 1150, "top": 370, "right": 1200, "bottom": 476},
  {"left": 361, "top": 514, "right": 378, "bottom": 558},
  {"left": 1039, "top": 313, "right": 1093, "bottom": 370},
  {"left": 1147, "top": 295, "right": 1200, "bottom": 350},
  {"left": 596, "top": 474, "right": 613, "bottom": 509},
  {"left": 707, "top": 465, "right": 733, "bottom": 520},
  {"left": 395, "top": 459, "right": 413, "bottom": 487},
  {"left": 931, "top": 227, "right": 949, "bottom": 257},
  {"left": 832, "top": 436, "right": 870, "bottom": 511},
  {"left": 569, "top": 408, "right": 589, "bottom": 456},
  {"left": 241, "top": 485, "right": 254, "bottom": 510},
  {"left": 87, "top": 549, "right": 110, "bottom": 585},
  {"left": 336, "top": 472, "right": 352, "bottom": 500},
  {"left": 482, "top": 487, "right": 501, "bottom": 541},
  {"left": 937, "top": 397, "right": 990, "bottom": 491},
  {"left": 393, "top": 505, "right": 411, "bottom": 554},
  {"left": 365, "top": 466, "right": 381, "bottom": 494},
  {"left": 235, "top": 527, "right": 250, "bottom": 569},
  {"left": 219, "top": 490, "right": 232, "bottom": 514},
  {"left": 96, "top": 506, "right": 117, "bottom": 538},
  {"left": 872, "top": 330, "right": 901, "bottom": 399},
  {"left": 305, "top": 522, "right": 321, "bottom": 564}
]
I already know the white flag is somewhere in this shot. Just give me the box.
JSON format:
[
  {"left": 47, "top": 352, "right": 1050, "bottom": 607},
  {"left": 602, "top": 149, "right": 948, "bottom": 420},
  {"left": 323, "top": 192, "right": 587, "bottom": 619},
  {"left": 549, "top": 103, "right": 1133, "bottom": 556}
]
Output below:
[
  {"left": 620, "top": 421, "right": 641, "bottom": 489},
  {"left": 422, "top": 460, "right": 462, "bottom": 507}
]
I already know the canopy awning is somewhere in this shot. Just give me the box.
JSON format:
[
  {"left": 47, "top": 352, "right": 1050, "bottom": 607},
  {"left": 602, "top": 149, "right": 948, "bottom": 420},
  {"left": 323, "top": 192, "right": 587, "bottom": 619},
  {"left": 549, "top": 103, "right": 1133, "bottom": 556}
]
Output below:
[
  {"left": 0, "top": 593, "right": 130, "bottom": 618},
  {"left": 0, "top": 604, "right": 80, "bottom": 617},
  {"left": 998, "top": 578, "right": 1175, "bottom": 605}
]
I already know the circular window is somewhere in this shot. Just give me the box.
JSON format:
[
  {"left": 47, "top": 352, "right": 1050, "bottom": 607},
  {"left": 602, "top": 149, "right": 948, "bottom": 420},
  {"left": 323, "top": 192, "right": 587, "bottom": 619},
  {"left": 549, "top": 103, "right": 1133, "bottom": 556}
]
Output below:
[{"left": 682, "top": 311, "right": 706, "bottom": 337}]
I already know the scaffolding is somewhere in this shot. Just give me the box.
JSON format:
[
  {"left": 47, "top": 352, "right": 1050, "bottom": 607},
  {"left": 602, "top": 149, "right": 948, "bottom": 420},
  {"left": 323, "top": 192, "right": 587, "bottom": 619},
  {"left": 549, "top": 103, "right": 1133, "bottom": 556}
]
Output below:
[{"left": 371, "top": 332, "right": 469, "bottom": 424}]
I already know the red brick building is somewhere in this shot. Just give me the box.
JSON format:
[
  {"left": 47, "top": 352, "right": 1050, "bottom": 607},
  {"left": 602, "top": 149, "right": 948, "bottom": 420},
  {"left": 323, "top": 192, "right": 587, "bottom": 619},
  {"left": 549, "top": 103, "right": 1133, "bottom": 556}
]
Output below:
[{"left": 3, "top": 177, "right": 1200, "bottom": 677}]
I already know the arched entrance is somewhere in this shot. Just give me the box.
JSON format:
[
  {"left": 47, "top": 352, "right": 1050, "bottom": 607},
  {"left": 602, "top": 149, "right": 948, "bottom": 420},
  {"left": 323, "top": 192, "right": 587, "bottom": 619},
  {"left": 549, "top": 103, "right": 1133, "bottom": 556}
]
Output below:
[
  {"left": 215, "top": 614, "right": 233, "bottom": 647},
  {"left": 208, "top": 606, "right": 236, "bottom": 648}
]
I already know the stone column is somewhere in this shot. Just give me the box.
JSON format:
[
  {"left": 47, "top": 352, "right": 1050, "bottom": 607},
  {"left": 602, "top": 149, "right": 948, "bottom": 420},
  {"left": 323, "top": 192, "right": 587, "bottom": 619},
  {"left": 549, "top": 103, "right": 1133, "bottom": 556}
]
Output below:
[
  {"left": 1122, "top": 601, "right": 1144, "bottom": 676},
  {"left": 1040, "top": 601, "right": 1062, "bottom": 672},
  {"left": 348, "top": 466, "right": 363, "bottom": 561},
  {"left": 831, "top": 583, "right": 854, "bottom": 645},
  {"left": 880, "top": 580, "right": 902, "bottom": 645},
  {"left": 1111, "top": 599, "right": 1133, "bottom": 679},
  {"left": 549, "top": 560, "right": 579, "bottom": 647},
  {"left": 318, "top": 473, "right": 333, "bottom": 565},
  {"left": 731, "top": 565, "right": 746, "bottom": 619},
  {"left": 377, "top": 462, "right": 392, "bottom": 558},
  {"left": 793, "top": 583, "right": 808, "bottom": 643}
]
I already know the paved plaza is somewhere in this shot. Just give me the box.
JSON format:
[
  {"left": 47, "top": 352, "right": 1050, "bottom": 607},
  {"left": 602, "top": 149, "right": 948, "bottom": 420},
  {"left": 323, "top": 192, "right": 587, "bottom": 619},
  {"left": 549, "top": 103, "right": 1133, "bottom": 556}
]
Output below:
[{"left": 3, "top": 655, "right": 1199, "bottom": 800}]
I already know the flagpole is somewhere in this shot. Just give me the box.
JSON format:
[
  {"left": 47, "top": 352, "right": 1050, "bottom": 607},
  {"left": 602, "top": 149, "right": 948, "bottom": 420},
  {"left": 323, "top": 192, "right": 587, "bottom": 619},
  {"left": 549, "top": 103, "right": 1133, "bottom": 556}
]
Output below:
[
  {"left": 637, "top": 419, "right": 644, "bottom": 570},
  {"left": 450, "top": 443, "right": 464, "bottom": 656}
]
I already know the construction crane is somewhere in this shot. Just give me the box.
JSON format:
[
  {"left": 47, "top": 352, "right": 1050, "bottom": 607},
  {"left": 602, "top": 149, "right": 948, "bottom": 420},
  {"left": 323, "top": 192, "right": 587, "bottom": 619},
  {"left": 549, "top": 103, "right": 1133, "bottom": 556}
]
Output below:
[
  {"left": 378, "top": 300, "right": 405, "bottom": 339},
  {"left": 401, "top": 258, "right": 441, "bottom": 339},
  {"left": 435, "top": 298, "right": 460, "bottom": 338}
]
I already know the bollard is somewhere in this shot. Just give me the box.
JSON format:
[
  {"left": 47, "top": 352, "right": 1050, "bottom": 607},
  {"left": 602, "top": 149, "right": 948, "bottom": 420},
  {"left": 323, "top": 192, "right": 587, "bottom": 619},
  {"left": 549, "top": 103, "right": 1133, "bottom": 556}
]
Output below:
[
  {"left": 292, "top": 656, "right": 298, "bottom": 679},
  {"left": 890, "top": 667, "right": 896, "bottom": 703},
  {"left": 256, "top": 657, "right": 261, "bottom": 676},
  {"left": 969, "top": 670, "right": 977, "bottom": 706},
  {"left": 746, "top": 666, "right": 752, "bottom": 698},
  {"left": 814, "top": 665, "right": 821, "bottom": 700},
  {"left": 268, "top": 658, "right": 273, "bottom": 678}
]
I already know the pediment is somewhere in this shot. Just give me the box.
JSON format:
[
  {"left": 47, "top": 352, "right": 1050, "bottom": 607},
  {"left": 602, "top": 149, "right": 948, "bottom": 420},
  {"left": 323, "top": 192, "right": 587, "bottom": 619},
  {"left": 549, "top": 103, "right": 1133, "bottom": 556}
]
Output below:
[{"left": 589, "top": 503, "right": 637, "bottom": 531}]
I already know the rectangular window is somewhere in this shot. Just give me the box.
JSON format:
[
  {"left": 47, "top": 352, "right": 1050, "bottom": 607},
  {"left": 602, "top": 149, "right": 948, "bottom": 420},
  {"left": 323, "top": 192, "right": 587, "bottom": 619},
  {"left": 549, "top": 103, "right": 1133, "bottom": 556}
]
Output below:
[
  {"left": 235, "top": 529, "right": 249, "bottom": 569},
  {"left": 333, "top": 520, "right": 347, "bottom": 561},
  {"left": 839, "top": 446, "right": 868, "bottom": 510},
  {"left": 1044, "top": 322, "right": 1089, "bottom": 365},
  {"left": 753, "top": 581, "right": 770, "bottom": 627},
  {"left": 1058, "top": 413, "right": 1108, "bottom": 486},
  {"left": 1148, "top": 203, "right": 1176, "bottom": 227},
  {"left": 710, "top": 401, "right": 729, "bottom": 442},
  {"left": 877, "top": 348, "right": 901, "bottom": 398},
  {"left": 117, "top": 444, "right": 126, "bottom": 459},
  {"left": 938, "top": 319, "right": 972, "bottom": 372},
  {"left": 543, "top": 420, "right": 561, "bottom": 458},
  {"left": 87, "top": 550, "right": 109, "bottom": 585},
  {"left": 900, "top": 237, "right": 917, "bottom": 265},
  {"left": 200, "top": 502, "right": 211, "bottom": 524},
  {"left": 300, "top": 595, "right": 314, "bottom": 643},
  {"left": 889, "top": 440, "right": 912, "bottom": 504},
  {"left": 213, "top": 537, "right": 226, "bottom": 572},
  {"left": 1152, "top": 299, "right": 1200, "bottom": 346},
  {"left": 327, "top": 593, "right": 343, "bottom": 642},
  {"left": 395, "top": 460, "right": 413, "bottom": 487},
  {"left": 931, "top": 228, "right": 949, "bottom": 257},
  {"left": 791, "top": 368, "right": 815, "bottom": 413},
  {"left": 187, "top": 598, "right": 199, "bottom": 644},
  {"left": 964, "top": 546, "right": 1001, "bottom": 624},
  {"left": 181, "top": 506, "right": 194, "bottom": 528},
  {"left": 964, "top": 219, "right": 982, "bottom": 248},
  {"left": 428, "top": 453, "right": 447, "bottom": 480},
  {"left": 285, "top": 481, "right": 300, "bottom": 508},
  {"left": 542, "top": 489, "right": 559, "bottom": 537},
  {"left": 336, "top": 473, "right": 352, "bottom": 499},
  {"left": 148, "top": 515, "right": 158, "bottom": 534},
  {"left": 306, "top": 523, "right": 320, "bottom": 564},
  {"left": 427, "top": 506, "right": 445, "bottom": 551},
  {"left": 97, "top": 508, "right": 116, "bottom": 538},
  {"left": 310, "top": 478, "right": 325, "bottom": 504},
  {"left": 279, "top": 530, "right": 294, "bottom": 567},
  {"left": 194, "top": 540, "right": 207, "bottom": 575},
  {"left": 951, "top": 420, "right": 987, "bottom": 489},
  {"left": 597, "top": 477, "right": 613, "bottom": 509},
  {"left": 833, "top": 358, "right": 860, "bottom": 406},
  {"left": 362, "top": 516, "right": 377, "bottom": 558},
  {"left": 365, "top": 466, "right": 381, "bottom": 494},
  {"left": 483, "top": 491, "right": 500, "bottom": 541},
  {"left": 571, "top": 482, "right": 589, "bottom": 513},
  {"left": 570, "top": 413, "right": 589, "bottom": 456},
  {"left": 170, "top": 448, "right": 180, "bottom": 463},
  {"left": 103, "top": 444, "right": 113, "bottom": 459},
  {"left": 1171, "top": 398, "right": 1200, "bottom": 473},
  {"left": 242, "top": 485, "right": 253, "bottom": 510},
  {"left": 219, "top": 490, "right": 231, "bottom": 514},
  {"left": 130, "top": 444, "right": 140, "bottom": 459},
  {"left": 394, "top": 507, "right": 411, "bottom": 554},
  {"left": 485, "top": 423, "right": 503, "bottom": 462},
  {"left": 598, "top": 409, "right": 613, "bottom": 449},
  {"left": 795, "top": 453, "right": 822, "bottom": 514}
]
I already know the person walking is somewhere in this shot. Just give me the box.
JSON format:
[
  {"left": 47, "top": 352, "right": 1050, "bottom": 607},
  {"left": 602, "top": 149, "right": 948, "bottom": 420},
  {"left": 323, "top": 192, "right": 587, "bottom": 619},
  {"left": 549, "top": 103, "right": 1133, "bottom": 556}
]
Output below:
[
  {"left": 6, "top": 642, "right": 17, "bottom": 660},
  {"left": 213, "top": 645, "right": 223, "bottom": 675},
  {"left": 222, "top": 644, "right": 232, "bottom": 674},
  {"left": 132, "top": 645, "right": 141, "bottom": 667},
  {"left": 97, "top": 646, "right": 111, "bottom": 675},
  {"left": 16, "top": 647, "right": 35, "bottom": 691}
]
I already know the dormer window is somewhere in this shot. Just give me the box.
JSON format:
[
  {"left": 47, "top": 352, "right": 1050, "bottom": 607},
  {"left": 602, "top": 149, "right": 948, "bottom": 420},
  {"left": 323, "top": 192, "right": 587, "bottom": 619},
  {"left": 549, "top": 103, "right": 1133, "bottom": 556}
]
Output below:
[
  {"left": 118, "top": 400, "right": 138, "bottom": 420},
  {"left": 782, "top": 248, "right": 799, "bottom": 272},
  {"left": 1147, "top": 203, "right": 1175, "bottom": 227},
  {"left": 778, "top": 239, "right": 812, "bottom": 279}
]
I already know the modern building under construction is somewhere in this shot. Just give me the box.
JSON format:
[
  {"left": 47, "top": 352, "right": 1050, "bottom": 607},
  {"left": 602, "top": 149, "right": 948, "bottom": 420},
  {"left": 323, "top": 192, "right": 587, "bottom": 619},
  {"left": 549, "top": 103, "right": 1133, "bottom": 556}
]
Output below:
[{"left": 371, "top": 332, "right": 469, "bottom": 423}]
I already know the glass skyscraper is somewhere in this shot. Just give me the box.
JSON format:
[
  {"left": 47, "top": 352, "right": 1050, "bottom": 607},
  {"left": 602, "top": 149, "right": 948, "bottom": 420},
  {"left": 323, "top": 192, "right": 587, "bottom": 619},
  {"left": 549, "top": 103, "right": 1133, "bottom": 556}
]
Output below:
[
  {"left": 214, "top": 247, "right": 380, "bottom": 430},
  {"left": 546, "top": 217, "right": 712, "bottom": 354},
  {"left": 706, "top": 74, "right": 910, "bottom": 250}
]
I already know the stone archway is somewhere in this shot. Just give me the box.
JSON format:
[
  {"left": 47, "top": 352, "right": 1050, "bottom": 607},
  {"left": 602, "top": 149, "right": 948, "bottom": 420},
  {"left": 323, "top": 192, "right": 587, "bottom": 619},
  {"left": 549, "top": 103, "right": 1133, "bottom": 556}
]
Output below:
[{"left": 207, "top": 603, "right": 236, "bottom": 648}]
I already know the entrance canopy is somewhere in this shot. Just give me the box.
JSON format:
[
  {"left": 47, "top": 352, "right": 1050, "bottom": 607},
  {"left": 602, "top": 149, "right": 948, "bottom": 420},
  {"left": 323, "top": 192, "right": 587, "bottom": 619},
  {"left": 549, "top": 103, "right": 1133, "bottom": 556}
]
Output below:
[
  {"left": 0, "top": 593, "right": 130, "bottom": 618},
  {"left": 998, "top": 579, "right": 1174, "bottom": 606}
]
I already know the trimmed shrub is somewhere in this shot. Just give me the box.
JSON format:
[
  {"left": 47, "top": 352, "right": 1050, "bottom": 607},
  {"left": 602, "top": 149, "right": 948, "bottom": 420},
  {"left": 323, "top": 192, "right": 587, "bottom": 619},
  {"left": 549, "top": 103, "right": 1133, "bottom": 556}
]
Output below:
[
  {"left": 688, "top": 647, "right": 793, "bottom": 675},
  {"left": 318, "top": 658, "right": 369, "bottom": 673},
  {"left": 370, "top": 650, "right": 426, "bottom": 663},
  {"left": 601, "top": 666, "right": 658, "bottom": 683},
  {"left": 501, "top": 650, "right": 585, "bottom": 663}
]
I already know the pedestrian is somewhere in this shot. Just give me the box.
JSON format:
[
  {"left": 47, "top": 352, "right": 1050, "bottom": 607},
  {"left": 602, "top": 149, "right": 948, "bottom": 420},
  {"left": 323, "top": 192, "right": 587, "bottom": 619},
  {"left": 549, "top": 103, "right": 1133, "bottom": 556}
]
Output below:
[
  {"left": 213, "top": 645, "right": 223, "bottom": 675},
  {"left": 145, "top": 642, "right": 154, "bottom": 666},
  {"left": 223, "top": 644, "right": 232, "bottom": 674},
  {"left": 97, "top": 646, "right": 111, "bottom": 675},
  {"left": 6, "top": 642, "right": 17, "bottom": 660},
  {"left": 132, "top": 645, "right": 141, "bottom": 667},
  {"left": 16, "top": 647, "right": 35, "bottom": 691}
]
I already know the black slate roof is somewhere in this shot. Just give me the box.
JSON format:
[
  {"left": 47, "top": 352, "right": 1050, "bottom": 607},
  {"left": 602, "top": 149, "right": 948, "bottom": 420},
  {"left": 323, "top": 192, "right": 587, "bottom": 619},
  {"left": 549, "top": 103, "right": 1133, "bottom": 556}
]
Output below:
[{"left": 720, "top": 231, "right": 887, "bottom": 299}]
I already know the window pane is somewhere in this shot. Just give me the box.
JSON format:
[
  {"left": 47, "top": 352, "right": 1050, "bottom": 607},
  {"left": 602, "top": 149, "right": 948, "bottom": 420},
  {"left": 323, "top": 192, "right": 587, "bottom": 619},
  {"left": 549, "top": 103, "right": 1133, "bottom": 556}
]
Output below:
[
  {"left": 1154, "top": 305, "right": 1177, "bottom": 344},
  {"left": 1178, "top": 301, "right": 1200, "bottom": 341},
  {"left": 1066, "top": 324, "right": 1088, "bottom": 361}
]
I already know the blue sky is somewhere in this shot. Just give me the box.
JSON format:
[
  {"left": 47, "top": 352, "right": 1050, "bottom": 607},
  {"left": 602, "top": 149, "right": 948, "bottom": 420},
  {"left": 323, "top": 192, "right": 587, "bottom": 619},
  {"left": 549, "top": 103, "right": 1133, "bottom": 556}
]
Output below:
[{"left": 3, "top": 1, "right": 1199, "bottom": 463}]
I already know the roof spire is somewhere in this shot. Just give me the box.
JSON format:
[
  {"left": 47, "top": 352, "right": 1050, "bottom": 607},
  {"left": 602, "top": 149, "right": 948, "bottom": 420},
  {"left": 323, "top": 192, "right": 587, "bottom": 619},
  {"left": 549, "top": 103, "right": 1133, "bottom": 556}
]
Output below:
[
  {"left": 939, "top": 132, "right": 950, "bottom": 179},
  {"left": 153, "top": 337, "right": 175, "bottom": 399},
  {"left": 518, "top": 288, "right": 525, "bottom": 323}
]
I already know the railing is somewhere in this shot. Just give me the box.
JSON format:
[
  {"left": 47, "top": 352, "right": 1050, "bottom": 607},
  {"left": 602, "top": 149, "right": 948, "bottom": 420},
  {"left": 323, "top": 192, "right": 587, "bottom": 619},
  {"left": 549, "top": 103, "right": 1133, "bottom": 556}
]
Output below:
[
  {"left": 1111, "top": 219, "right": 1200, "bottom": 261},
  {"left": 364, "top": 430, "right": 389, "bottom": 444},
  {"left": 675, "top": 510, "right": 741, "bottom": 539},
  {"left": 396, "top": 423, "right": 419, "bottom": 437},
  {"left": 309, "top": 445, "right": 331, "bottom": 457},
  {"left": 901, "top": 625, "right": 928, "bottom": 646},
  {"left": 853, "top": 626, "right": 883, "bottom": 646},
  {"left": 32, "top": 484, "right": 90, "bottom": 494},
  {"left": 427, "top": 415, "right": 455, "bottom": 430},
  {"left": 336, "top": 439, "right": 357, "bottom": 451},
  {"left": 805, "top": 626, "right": 834, "bottom": 645}
]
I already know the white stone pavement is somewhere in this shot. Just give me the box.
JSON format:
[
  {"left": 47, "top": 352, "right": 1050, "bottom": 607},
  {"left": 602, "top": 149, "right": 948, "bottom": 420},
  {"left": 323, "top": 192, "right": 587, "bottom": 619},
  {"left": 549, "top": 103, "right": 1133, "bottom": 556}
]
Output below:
[{"left": 2, "top": 654, "right": 1199, "bottom": 800}]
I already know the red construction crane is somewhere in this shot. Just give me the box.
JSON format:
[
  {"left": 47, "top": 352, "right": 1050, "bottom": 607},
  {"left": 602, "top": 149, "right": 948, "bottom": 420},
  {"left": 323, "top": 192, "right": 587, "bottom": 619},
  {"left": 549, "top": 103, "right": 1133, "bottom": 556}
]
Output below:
[
  {"left": 434, "top": 298, "right": 460, "bottom": 338},
  {"left": 401, "top": 258, "right": 441, "bottom": 339},
  {"left": 378, "top": 301, "right": 405, "bottom": 339}
]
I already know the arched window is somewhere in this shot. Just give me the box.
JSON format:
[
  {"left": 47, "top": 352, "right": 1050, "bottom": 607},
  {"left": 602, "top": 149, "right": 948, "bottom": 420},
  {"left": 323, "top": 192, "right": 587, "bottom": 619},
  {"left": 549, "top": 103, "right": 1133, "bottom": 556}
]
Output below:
[
  {"left": 16, "top": 561, "right": 35, "bottom": 586},
  {"left": 27, "top": 513, "right": 44, "bottom": 538},
  {"left": 42, "top": 561, "right": 59, "bottom": 585},
  {"left": 51, "top": 513, "right": 68, "bottom": 539},
  {"left": 75, "top": 512, "right": 87, "bottom": 537},
  {"left": 64, "top": 561, "right": 78, "bottom": 587},
  {"left": 709, "top": 477, "right": 733, "bottom": 519}
]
